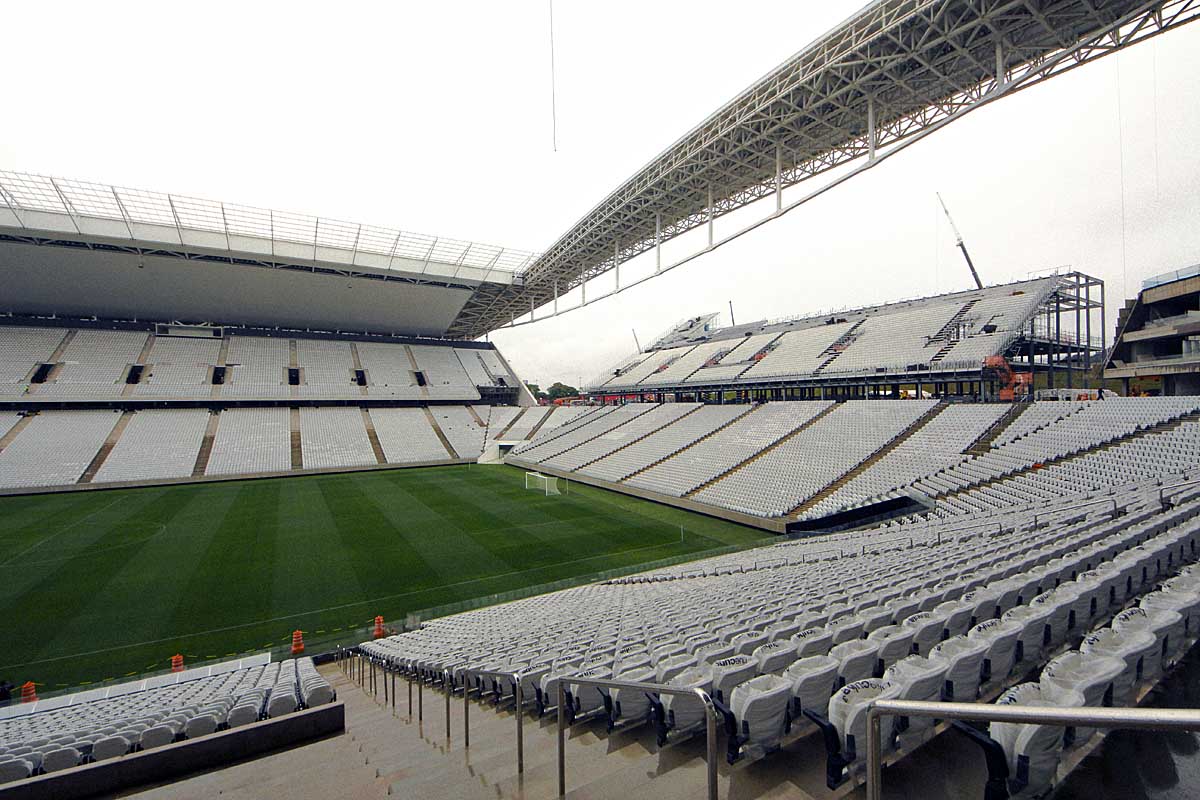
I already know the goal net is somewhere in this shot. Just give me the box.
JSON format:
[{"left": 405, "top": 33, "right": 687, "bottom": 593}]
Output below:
[{"left": 525, "top": 471, "right": 562, "bottom": 496}]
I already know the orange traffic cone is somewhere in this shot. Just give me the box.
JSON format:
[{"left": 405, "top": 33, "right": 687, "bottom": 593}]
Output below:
[
  {"left": 171, "top": 654, "right": 184, "bottom": 673},
  {"left": 373, "top": 615, "right": 385, "bottom": 639},
  {"left": 291, "top": 630, "right": 305, "bottom": 655},
  {"left": 20, "top": 681, "right": 37, "bottom": 703}
]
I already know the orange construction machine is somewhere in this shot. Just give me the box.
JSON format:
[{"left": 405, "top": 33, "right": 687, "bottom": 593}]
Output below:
[{"left": 983, "top": 356, "right": 1032, "bottom": 401}]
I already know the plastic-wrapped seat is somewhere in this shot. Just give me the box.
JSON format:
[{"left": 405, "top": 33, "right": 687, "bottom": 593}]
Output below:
[
  {"left": 792, "top": 627, "right": 835, "bottom": 658},
  {"left": 660, "top": 666, "right": 713, "bottom": 736},
  {"left": 883, "top": 596, "right": 923, "bottom": 626},
  {"left": 988, "top": 682, "right": 1086, "bottom": 800},
  {"left": 784, "top": 654, "right": 840, "bottom": 717},
  {"left": 867, "top": 625, "right": 915, "bottom": 674},
  {"left": 727, "top": 674, "right": 792, "bottom": 761},
  {"left": 859, "top": 605, "right": 894, "bottom": 634},
  {"left": 969, "top": 619, "right": 1023, "bottom": 685},
  {"left": 1112, "top": 606, "right": 1183, "bottom": 681},
  {"left": 711, "top": 656, "right": 758, "bottom": 703},
  {"left": 610, "top": 665, "right": 656, "bottom": 727},
  {"left": 929, "top": 636, "right": 988, "bottom": 701},
  {"left": 1002, "top": 604, "right": 1053, "bottom": 665},
  {"left": 882, "top": 655, "right": 948, "bottom": 739},
  {"left": 934, "top": 600, "right": 975, "bottom": 640},
  {"left": 829, "top": 639, "right": 880, "bottom": 687},
  {"left": 828, "top": 614, "right": 867, "bottom": 645},
  {"left": 1030, "top": 591, "right": 1073, "bottom": 649},
  {"left": 568, "top": 666, "right": 613, "bottom": 718},
  {"left": 901, "top": 611, "right": 946, "bottom": 657},
  {"left": 1080, "top": 627, "right": 1158, "bottom": 705},
  {"left": 655, "top": 653, "right": 695, "bottom": 684},
  {"left": 753, "top": 640, "right": 797, "bottom": 675},
  {"left": 962, "top": 588, "right": 1001, "bottom": 626},
  {"left": 1039, "top": 650, "right": 1125, "bottom": 739},
  {"left": 183, "top": 714, "right": 218, "bottom": 739},
  {"left": 828, "top": 679, "right": 901, "bottom": 774},
  {"left": 1142, "top": 589, "right": 1200, "bottom": 657},
  {"left": 731, "top": 630, "right": 770, "bottom": 656}
]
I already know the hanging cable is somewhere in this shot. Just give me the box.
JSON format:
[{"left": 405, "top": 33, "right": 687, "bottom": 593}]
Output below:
[
  {"left": 1115, "top": 55, "right": 1128, "bottom": 300},
  {"left": 549, "top": 0, "right": 558, "bottom": 152}
]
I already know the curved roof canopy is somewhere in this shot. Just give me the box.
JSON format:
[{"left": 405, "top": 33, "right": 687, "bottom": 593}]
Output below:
[{"left": 451, "top": 0, "right": 1198, "bottom": 339}]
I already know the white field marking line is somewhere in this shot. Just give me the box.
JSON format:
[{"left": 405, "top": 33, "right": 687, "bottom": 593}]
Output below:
[
  {"left": 0, "top": 537, "right": 695, "bottom": 670},
  {"left": 0, "top": 494, "right": 129, "bottom": 566},
  {"left": 0, "top": 524, "right": 170, "bottom": 568}
]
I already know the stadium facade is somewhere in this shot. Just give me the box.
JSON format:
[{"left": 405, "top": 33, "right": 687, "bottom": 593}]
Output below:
[{"left": 1105, "top": 264, "right": 1200, "bottom": 396}]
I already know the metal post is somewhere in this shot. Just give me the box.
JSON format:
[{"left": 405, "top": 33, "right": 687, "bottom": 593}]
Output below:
[
  {"left": 867, "top": 96, "right": 877, "bottom": 161},
  {"left": 614, "top": 240, "right": 620, "bottom": 290},
  {"left": 775, "top": 143, "right": 783, "bottom": 212},
  {"left": 707, "top": 186, "right": 714, "bottom": 247},
  {"left": 515, "top": 679, "right": 525, "bottom": 774},
  {"left": 392, "top": 668, "right": 396, "bottom": 713},
  {"left": 445, "top": 672, "right": 452, "bottom": 741},
  {"left": 409, "top": 675, "right": 413, "bottom": 718},
  {"left": 383, "top": 663, "right": 388, "bottom": 704},
  {"left": 464, "top": 679, "right": 470, "bottom": 749},
  {"left": 866, "top": 707, "right": 884, "bottom": 800},
  {"left": 557, "top": 681, "right": 566, "bottom": 797},
  {"left": 703, "top": 695, "right": 719, "bottom": 800},
  {"left": 418, "top": 678, "right": 423, "bottom": 722},
  {"left": 655, "top": 212, "right": 662, "bottom": 272}
]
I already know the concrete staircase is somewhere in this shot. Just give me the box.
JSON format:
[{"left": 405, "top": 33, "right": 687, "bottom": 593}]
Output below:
[
  {"left": 789, "top": 402, "right": 948, "bottom": 516},
  {"left": 362, "top": 409, "right": 387, "bottom": 465},
  {"left": 290, "top": 408, "right": 303, "bottom": 470},
  {"left": 424, "top": 408, "right": 459, "bottom": 459},
  {"left": 78, "top": 411, "right": 133, "bottom": 484},
  {"left": 966, "top": 403, "right": 1030, "bottom": 455},
  {"left": 191, "top": 411, "right": 221, "bottom": 476},
  {"left": 813, "top": 319, "right": 866, "bottom": 374}
]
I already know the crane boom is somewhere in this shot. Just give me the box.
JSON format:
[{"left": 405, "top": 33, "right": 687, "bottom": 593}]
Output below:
[{"left": 937, "top": 192, "right": 983, "bottom": 290}]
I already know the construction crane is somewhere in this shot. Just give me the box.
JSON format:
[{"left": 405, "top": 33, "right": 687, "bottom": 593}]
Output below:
[{"left": 937, "top": 192, "right": 983, "bottom": 290}]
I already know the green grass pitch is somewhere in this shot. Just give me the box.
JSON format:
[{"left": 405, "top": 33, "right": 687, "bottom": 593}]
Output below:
[{"left": 0, "top": 465, "right": 772, "bottom": 692}]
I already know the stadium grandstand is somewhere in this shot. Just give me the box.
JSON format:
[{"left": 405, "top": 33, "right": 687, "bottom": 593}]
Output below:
[
  {"left": 3, "top": 0, "right": 1200, "bottom": 799},
  {"left": 582, "top": 274, "right": 1104, "bottom": 403}
]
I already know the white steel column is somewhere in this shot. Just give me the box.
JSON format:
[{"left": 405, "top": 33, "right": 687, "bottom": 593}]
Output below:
[
  {"left": 867, "top": 97, "right": 877, "bottom": 161},
  {"left": 707, "top": 187, "right": 714, "bottom": 247},
  {"left": 775, "top": 144, "right": 783, "bottom": 212},
  {"left": 655, "top": 212, "right": 662, "bottom": 272}
]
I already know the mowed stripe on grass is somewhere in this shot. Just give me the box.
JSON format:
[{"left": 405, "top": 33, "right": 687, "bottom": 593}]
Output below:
[{"left": 0, "top": 465, "right": 770, "bottom": 689}]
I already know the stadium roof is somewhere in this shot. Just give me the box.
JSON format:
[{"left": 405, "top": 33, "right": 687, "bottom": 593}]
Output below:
[
  {"left": 0, "top": 171, "right": 537, "bottom": 337},
  {"left": 454, "top": 0, "right": 1199, "bottom": 339}
]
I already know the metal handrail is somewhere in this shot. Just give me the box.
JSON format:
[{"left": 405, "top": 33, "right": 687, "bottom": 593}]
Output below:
[
  {"left": 1032, "top": 496, "right": 1121, "bottom": 527},
  {"left": 555, "top": 676, "right": 721, "bottom": 800},
  {"left": 1160, "top": 478, "right": 1200, "bottom": 508},
  {"left": 864, "top": 699, "right": 1200, "bottom": 800}
]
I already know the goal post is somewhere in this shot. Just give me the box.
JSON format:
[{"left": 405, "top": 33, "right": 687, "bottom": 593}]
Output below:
[{"left": 525, "top": 471, "right": 562, "bottom": 496}]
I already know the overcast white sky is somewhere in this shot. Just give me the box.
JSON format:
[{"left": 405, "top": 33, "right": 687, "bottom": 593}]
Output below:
[{"left": 3, "top": 2, "right": 1198, "bottom": 388}]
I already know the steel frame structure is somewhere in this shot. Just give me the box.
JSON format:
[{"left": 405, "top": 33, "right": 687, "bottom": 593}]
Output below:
[{"left": 450, "top": 0, "right": 1199, "bottom": 339}]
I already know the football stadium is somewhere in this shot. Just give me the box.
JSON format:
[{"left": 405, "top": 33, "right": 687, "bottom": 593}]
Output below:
[{"left": 2, "top": 1, "right": 1200, "bottom": 798}]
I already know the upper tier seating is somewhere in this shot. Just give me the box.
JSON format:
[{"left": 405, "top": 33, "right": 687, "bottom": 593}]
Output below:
[
  {"left": 0, "top": 326, "right": 516, "bottom": 402},
  {"left": 589, "top": 278, "right": 1059, "bottom": 390},
  {"left": 430, "top": 406, "right": 485, "bottom": 460}
]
